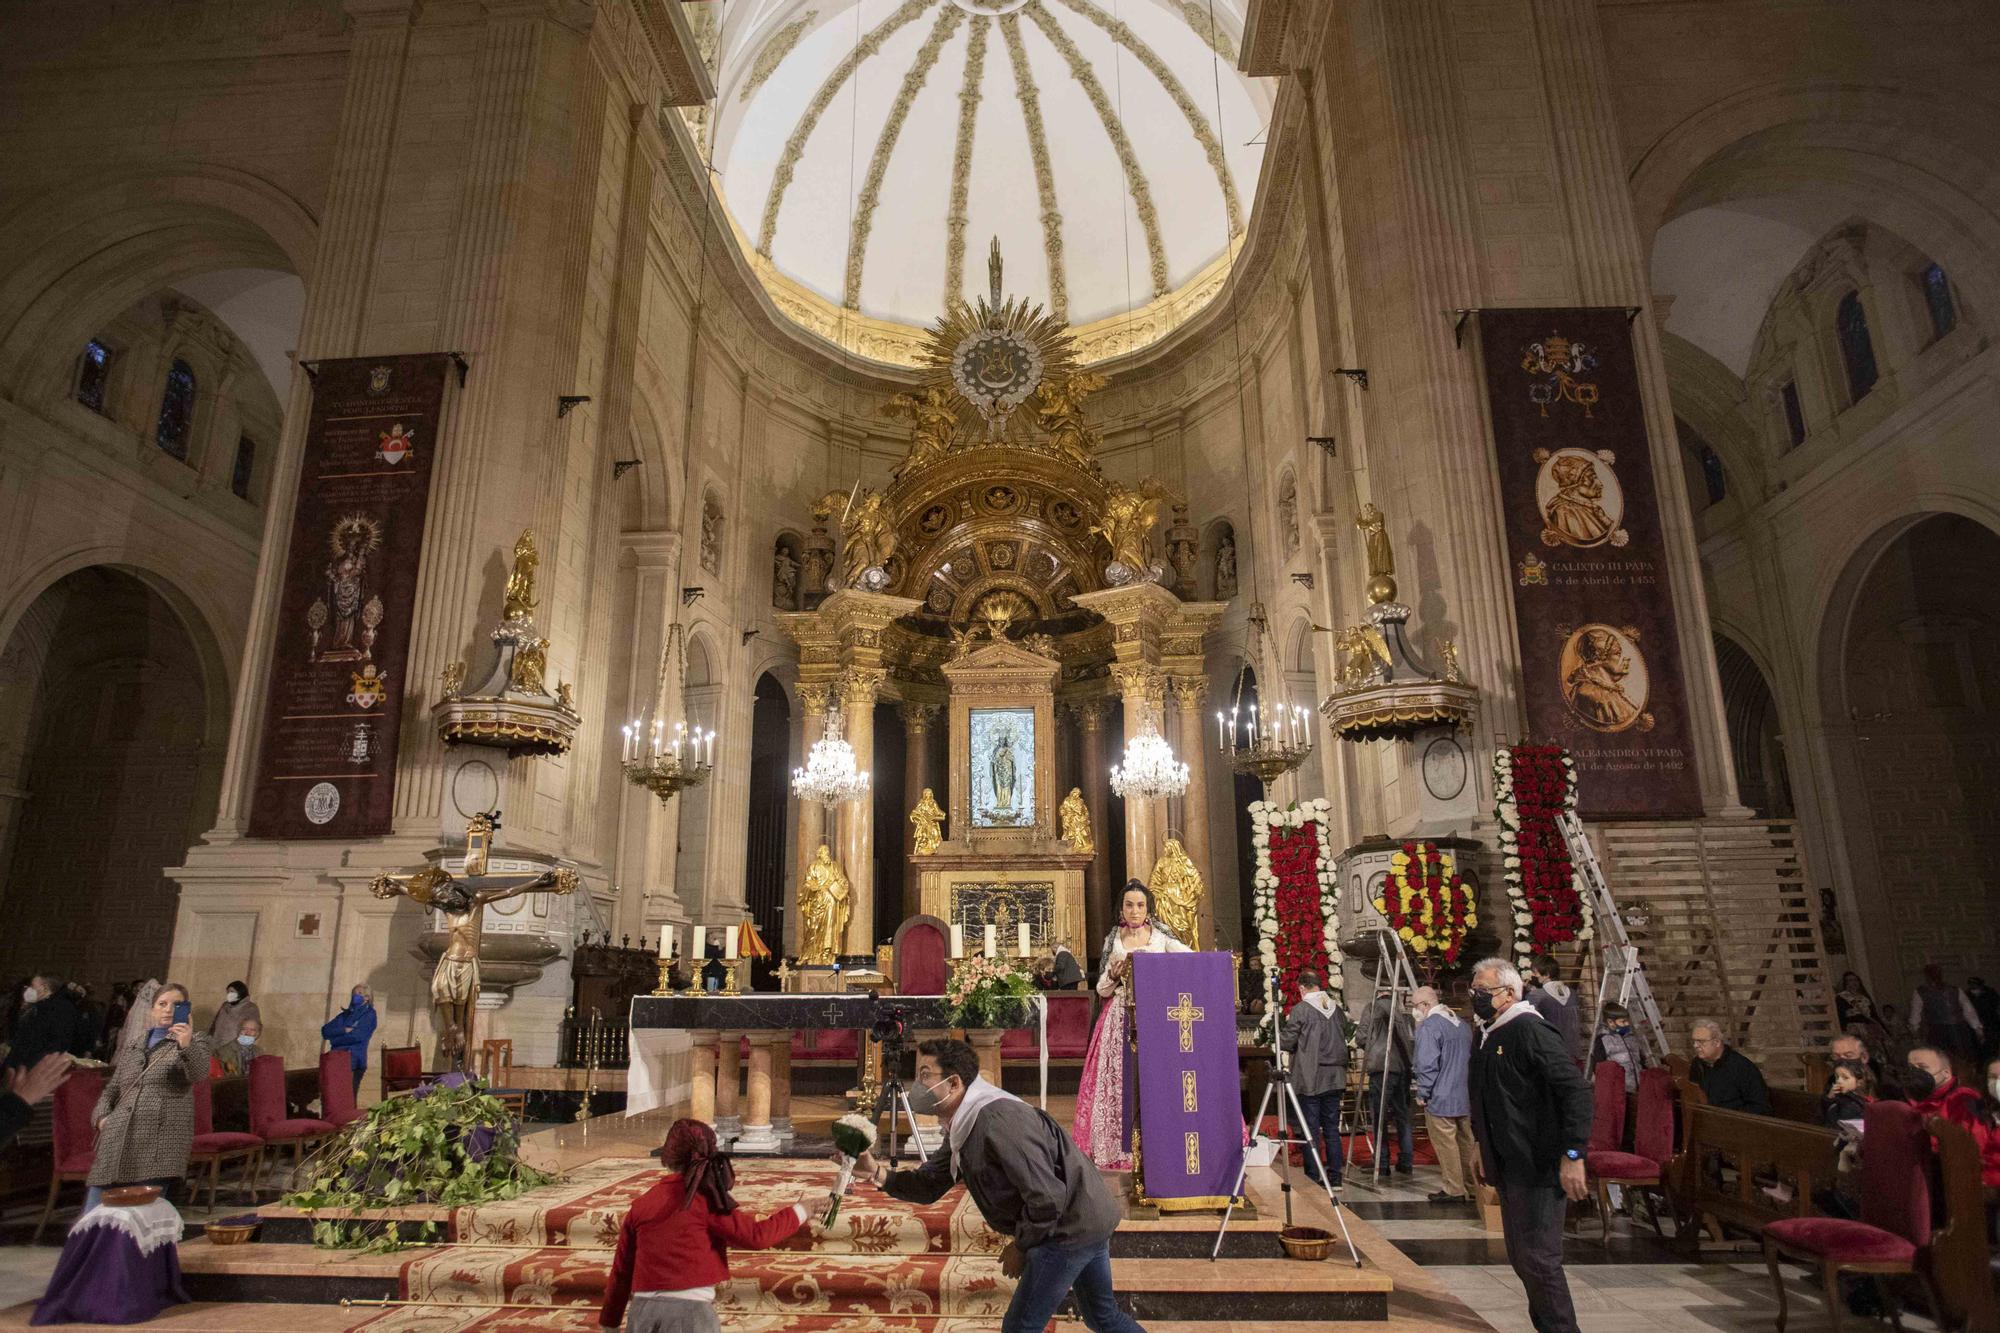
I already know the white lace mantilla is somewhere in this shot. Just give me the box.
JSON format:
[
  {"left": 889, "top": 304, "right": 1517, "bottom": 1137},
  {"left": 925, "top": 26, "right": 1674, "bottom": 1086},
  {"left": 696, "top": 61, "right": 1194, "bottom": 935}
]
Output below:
[{"left": 70, "top": 1198, "right": 183, "bottom": 1255}]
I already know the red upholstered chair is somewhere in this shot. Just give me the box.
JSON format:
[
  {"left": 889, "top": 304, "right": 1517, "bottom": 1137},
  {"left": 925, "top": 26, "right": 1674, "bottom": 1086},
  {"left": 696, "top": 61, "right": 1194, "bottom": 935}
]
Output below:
[
  {"left": 892, "top": 915, "right": 950, "bottom": 997},
  {"left": 1761, "top": 1099, "right": 1946, "bottom": 1332},
  {"left": 248, "top": 1055, "right": 334, "bottom": 1196},
  {"left": 1582, "top": 1060, "right": 1648, "bottom": 1241},
  {"left": 1002, "top": 992, "right": 1097, "bottom": 1062},
  {"left": 189, "top": 1075, "right": 264, "bottom": 1212},
  {"left": 34, "top": 1068, "right": 103, "bottom": 1242},
  {"left": 379, "top": 1045, "right": 424, "bottom": 1096},
  {"left": 791, "top": 1028, "right": 860, "bottom": 1063},
  {"left": 319, "top": 1050, "right": 362, "bottom": 1128}
]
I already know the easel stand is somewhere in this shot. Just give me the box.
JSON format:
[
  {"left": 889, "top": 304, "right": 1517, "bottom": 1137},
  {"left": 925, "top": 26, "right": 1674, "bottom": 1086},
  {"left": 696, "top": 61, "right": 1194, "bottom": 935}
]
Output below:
[
  {"left": 1212, "top": 974, "right": 1360, "bottom": 1266},
  {"left": 1356, "top": 927, "right": 1421, "bottom": 1190}
]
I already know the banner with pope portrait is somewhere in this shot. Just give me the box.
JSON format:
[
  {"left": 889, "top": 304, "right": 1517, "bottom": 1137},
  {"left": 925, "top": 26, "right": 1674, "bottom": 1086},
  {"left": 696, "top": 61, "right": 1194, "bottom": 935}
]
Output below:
[{"left": 1478, "top": 309, "right": 1702, "bottom": 819}]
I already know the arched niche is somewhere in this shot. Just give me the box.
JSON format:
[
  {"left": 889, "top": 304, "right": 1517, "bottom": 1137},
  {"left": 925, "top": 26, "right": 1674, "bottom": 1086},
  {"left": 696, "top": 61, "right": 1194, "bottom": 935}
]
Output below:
[
  {"left": 771, "top": 529, "right": 806, "bottom": 611},
  {"left": 1201, "top": 518, "right": 1239, "bottom": 602}
]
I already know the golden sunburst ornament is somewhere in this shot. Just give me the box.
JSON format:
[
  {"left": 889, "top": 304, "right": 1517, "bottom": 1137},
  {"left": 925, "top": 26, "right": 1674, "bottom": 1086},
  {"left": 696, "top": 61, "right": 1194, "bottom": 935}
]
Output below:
[{"left": 923, "top": 238, "right": 1077, "bottom": 440}]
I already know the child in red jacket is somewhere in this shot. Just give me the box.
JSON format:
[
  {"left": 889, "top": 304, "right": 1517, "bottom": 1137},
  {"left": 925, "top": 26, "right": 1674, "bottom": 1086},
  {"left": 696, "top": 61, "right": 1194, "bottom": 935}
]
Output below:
[{"left": 598, "top": 1119, "right": 812, "bottom": 1332}]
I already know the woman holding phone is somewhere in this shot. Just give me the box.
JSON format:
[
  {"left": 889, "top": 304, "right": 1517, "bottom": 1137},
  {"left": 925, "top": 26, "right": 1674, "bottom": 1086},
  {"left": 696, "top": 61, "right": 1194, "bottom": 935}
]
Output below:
[{"left": 85, "top": 980, "right": 210, "bottom": 1211}]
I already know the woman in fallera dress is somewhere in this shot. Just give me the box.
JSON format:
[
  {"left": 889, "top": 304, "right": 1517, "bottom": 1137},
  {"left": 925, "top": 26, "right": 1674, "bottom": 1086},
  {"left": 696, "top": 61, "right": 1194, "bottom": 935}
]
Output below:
[{"left": 1072, "top": 882, "right": 1190, "bottom": 1170}]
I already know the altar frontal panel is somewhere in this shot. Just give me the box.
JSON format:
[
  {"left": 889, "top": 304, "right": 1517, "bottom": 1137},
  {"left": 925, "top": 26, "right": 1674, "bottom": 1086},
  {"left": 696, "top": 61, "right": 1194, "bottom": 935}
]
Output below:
[
  {"left": 1131, "top": 950, "right": 1243, "bottom": 1205},
  {"left": 247, "top": 354, "right": 452, "bottom": 838},
  {"left": 1479, "top": 308, "right": 1701, "bottom": 819}
]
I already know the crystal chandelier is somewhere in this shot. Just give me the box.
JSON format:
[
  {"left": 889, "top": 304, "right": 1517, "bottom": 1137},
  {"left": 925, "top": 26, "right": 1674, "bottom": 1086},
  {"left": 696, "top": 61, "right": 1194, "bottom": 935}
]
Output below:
[
  {"left": 1110, "top": 715, "right": 1190, "bottom": 800},
  {"left": 621, "top": 622, "right": 715, "bottom": 805},
  {"left": 791, "top": 702, "right": 871, "bottom": 805},
  {"left": 1221, "top": 602, "right": 1314, "bottom": 793}
]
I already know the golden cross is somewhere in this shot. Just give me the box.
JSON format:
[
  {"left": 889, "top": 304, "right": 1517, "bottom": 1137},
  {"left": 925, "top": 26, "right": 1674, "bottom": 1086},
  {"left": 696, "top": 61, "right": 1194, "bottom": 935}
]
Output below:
[
  {"left": 774, "top": 959, "right": 795, "bottom": 991},
  {"left": 1166, "top": 991, "right": 1205, "bottom": 1052}
]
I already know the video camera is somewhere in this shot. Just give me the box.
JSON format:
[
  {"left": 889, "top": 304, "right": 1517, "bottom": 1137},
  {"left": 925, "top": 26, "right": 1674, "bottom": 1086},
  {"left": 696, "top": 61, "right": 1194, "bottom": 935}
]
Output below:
[{"left": 869, "top": 1003, "right": 909, "bottom": 1046}]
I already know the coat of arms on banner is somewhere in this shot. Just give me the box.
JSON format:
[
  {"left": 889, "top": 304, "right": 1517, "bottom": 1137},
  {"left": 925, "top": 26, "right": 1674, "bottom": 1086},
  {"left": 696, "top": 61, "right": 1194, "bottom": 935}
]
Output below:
[
  {"left": 1521, "top": 331, "right": 1600, "bottom": 417},
  {"left": 377, "top": 421, "right": 415, "bottom": 464},
  {"left": 347, "top": 665, "right": 389, "bottom": 709},
  {"left": 367, "top": 364, "right": 394, "bottom": 395}
]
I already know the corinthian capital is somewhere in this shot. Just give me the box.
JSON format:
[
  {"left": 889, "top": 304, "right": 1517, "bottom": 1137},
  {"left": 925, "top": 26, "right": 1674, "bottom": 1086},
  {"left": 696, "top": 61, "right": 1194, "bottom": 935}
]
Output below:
[
  {"left": 841, "top": 666, "right": 887, "bottom": 703},
  {"left": 1110, "top": 663, "right": 1166, "bottom": 706},
  {"left": 1169, "top": 675, "right": 1209, "bottom": 708},
  {"left": 797, "top": 681, "right": 832, "bottom": 714}
]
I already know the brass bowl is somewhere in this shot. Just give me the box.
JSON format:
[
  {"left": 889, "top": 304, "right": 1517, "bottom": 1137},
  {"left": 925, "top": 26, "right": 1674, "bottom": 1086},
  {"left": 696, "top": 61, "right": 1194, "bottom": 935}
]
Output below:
[
  {"left": 205, "top": 1222, "right": 258, "bottom": 1246},
  {"left": 1278, "top": 1225, "right": 1334, "bottom": 1261},
  {"left": 100, "top": 1186, "right": 162, "bottom": 1208}
]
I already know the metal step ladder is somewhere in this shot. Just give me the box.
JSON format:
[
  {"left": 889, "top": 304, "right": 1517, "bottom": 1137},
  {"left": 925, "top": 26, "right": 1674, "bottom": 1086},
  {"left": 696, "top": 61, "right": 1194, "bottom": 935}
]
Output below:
[{"left": 1558, "top": 810, "right": 1670, "bottom": 1064}]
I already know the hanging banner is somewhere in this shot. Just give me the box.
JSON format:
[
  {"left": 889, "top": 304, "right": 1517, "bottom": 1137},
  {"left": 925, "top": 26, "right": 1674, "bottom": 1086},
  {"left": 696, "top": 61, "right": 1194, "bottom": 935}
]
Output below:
[
  {"left": 246, "top": 354, "right": 453, "bottom": 839},
  {"left": 1131, "top": 950, "right": 1244, "bottom": 1206},
  {"left": 1478, "top": 309, "right": 1702, "bottom": 819}
]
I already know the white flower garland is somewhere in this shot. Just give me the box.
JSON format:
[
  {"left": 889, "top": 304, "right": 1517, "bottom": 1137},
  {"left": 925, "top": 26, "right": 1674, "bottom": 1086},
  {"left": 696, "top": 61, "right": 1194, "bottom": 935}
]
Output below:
[
  {"left": 1248, "top": 797, "right": 1341, "bottom": 1036},
  {"left": 1492, "top": 747, "right": 1593, "bottom": 967}
]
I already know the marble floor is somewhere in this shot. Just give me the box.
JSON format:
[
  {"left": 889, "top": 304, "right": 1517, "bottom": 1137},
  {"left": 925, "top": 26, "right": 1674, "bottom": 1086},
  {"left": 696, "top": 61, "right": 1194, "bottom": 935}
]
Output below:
[{"left": 0, "top": 1093, "right": 1959, "bottom": 1331}]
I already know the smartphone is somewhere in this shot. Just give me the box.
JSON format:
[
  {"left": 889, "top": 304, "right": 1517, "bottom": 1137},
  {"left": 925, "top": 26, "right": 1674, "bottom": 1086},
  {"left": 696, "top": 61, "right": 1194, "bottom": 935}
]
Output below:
[{"left": 171, "top": 1000, "right": 191, "bottom": 1027}]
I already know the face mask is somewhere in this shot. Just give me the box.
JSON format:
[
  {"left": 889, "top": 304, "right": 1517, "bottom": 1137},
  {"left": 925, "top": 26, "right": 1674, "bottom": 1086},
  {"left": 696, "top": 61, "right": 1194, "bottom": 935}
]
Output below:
[
  {"left": 1989, "top": 1079, "right": 2000, "bottom": 1102},
  {"left": 907, "top": 1074, "right": 956, "bottom": 1116},
  {"left": 21, "top": 987, "right": 37, "bottom": 1005},
  {"left": 226, "top": 990, "right": 242, "bottom": 1004},
  {"left": 351, "top": 993, "right": 366, "bottom": 1007},
  {"left": 1611, "top": 1024, "right": 1631, "bottom": 1036},
  {"left": 1471, "top": 990, "right": 1497, "bottom": 1023},
  {"left": 237, "top": 1034, "right": 257, "bottom": 1047},
  {"left": 1904, "top": 1068, "right": 1937, "bottom": 1098}
]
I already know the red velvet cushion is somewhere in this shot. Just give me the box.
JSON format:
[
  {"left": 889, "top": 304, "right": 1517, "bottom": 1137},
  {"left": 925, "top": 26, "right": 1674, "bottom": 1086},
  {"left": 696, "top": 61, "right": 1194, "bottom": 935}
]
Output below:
[
  {"left": 1586, "top": 1149, "right": 1660, "bottom": 1181},
  {"left": 192, "top": 1132, "right": 262, "bottom": 1154},
  {"left": 896, "top": 923, "right": 948, "bottom": 997},
  {"left": 319, "top": 1051, "right": 359, "bottom": 1126},
  {"left": 261, "top": 1117, "right": 334, "bottom": 1141},
  {"left": 1765, "top": 1217, "right": 1916, "bottom": 1265},
  {"left": 1588, "top": 1060, "right": 1627, "bottom": 1153}
]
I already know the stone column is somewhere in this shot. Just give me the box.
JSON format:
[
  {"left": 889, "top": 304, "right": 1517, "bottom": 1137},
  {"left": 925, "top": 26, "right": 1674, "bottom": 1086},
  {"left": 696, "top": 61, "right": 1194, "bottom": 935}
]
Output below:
[
  {"left": 738, "top": 1034, "right": 778, "bottom": 1152},
  {"left": 835, "top": 667, "right": 884, "bottom": 957},
  {"left": 1170, "top": 675, "right": 1215, "bottom": 949},
  {"left": 715, "top": 1031, "right": 742, "bottom": 1137},
  {"left": 900, "top": 702, "right": 939, "bottom": 924},
  {"left": 688, "top": 1031, "right": 719, "bottom": 1124},
  {"left": 614, "top": 532, "right": 686, "bottom": 942},
  {"left": 1111, "top": 663, "right": 1169, "bottom": 884},
  {"left": 965, "top": 1028, "right": 1005, "bottom": 1088},
  {"left": 1072, "top": 700, "right": 1114, "bottom": 955},
  {"left": 771, "top": 1039, "right": 794, "bottom": 1143},
  {"left": 792, "top": 681, "right": 831, "bottom": 955}
]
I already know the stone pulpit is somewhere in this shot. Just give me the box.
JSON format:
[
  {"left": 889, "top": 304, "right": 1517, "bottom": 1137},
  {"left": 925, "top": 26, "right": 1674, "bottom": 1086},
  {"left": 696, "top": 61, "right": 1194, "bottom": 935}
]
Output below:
[{"left": 920, "top": 638, "right": 1090, "bottom": 956}]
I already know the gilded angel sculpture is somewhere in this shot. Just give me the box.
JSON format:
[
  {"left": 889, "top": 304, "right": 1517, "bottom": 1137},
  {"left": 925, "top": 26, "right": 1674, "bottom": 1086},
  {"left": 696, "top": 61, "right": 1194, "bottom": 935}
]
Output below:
[
  {"left": 884, "top": 388, "right": 958, "bottom": 478},
  {"left": 1091, "top": 479, "right": 1173, "bottom": 578},
  {"left": 1032, "top": 371, "right": 1107, "bottom": 468},
  {"left": 502, "top": 530, "right": 539, "bottom": 622}
]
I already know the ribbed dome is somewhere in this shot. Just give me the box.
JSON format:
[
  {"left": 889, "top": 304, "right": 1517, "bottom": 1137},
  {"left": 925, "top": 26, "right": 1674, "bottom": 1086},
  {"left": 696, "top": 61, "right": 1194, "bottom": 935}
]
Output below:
[{"left": 710, "top": 0, "right": 1271, "bottom": 362}]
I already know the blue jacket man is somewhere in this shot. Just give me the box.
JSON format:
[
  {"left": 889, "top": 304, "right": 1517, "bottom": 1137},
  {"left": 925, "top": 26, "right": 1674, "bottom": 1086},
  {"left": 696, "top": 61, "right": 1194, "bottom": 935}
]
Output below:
[
  {"left": 1411, "top": 986, "right": 1477, "bottom": 1203},
  {"left": 321, "top": 983, "right": 377, "bottom": 1095}
]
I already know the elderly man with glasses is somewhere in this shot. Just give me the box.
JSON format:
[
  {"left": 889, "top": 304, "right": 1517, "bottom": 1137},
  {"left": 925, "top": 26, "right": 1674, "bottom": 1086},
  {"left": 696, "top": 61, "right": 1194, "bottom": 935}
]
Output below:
[
  {"left": 1688, "top": 1019, "right": 1770, "bottom": 1116},
  {"left": 1467, "top": 957, "right": 1594, "bottom": 1333}
]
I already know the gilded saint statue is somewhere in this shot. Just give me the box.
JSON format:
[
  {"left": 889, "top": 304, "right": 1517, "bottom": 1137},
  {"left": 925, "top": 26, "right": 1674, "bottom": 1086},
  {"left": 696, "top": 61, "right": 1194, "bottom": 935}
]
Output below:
[
  {"left": 798, "top": 844, "right": 852, "bottom": 965},
  {"left": 1148, "top": 837, "right": 1204, "bottom": 949},
  {"left": 1090, "top": 479, "right": 1174, "bottom": 579},
  {"left": 909, "top": 787, "right": 945, "bottom": 856},
  {"left": 502, "top": 529, "right": 539, "bottom": 622},
  {"left": 1058, "top": 787, "right": 1094, "bottom": 855},
  {"left": 509, "top": 635, "right": 549, "bottom": 695},
  {"left": 1356, "top": 502, "right": 1397, "bottom": 604},
  {"left": 369, "top": 811, "right": 577, "bottom": 1070},
  {"left": 814, "top": 487, "right": 898, "bottom": 587},
  {"left": 884, "top": 387, "right": 958, "bottom": 478}
]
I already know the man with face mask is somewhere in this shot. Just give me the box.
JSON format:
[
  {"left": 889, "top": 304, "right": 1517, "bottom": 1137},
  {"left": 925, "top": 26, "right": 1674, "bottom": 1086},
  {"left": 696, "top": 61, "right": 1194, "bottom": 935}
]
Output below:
[
  {"left": 220, "top": 1017, "right": 264, "bottom": 1076},
  {"left": 1904, "top": 1045, "right": 1980, "bottom": 1132},
  {"left": 1467, "top": 957, "right": 1594, "bottom": 1333},
  {"left": 207, "top": 980, "right": 261, "bottom": 1048},
  {"left": 843, "top": 1038, "right": 1140, "bottom": 1333},
  {"left": 5, "top": 974, "right": 83, "bottom": 1072}
]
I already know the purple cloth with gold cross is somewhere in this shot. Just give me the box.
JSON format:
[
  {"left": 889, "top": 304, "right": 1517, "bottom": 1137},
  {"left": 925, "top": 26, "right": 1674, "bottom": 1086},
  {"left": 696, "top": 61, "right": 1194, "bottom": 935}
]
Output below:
[{"left": 1130, "top": 950, "right": 1243, "bottom": 1202}]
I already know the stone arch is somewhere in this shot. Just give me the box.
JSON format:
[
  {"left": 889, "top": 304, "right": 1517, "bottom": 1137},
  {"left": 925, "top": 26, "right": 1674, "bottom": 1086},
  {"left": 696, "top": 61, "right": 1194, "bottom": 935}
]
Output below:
[
  {"left": 1660, "top": 333, "right": 1763, "bottom": 502},
  {"left": 621, "top": 381, "right": 679, "bottom": 533},
  {"left": 1710, "top": 631, "right": 1792, "bottom": 819},
  {"left": 0, "top": 167, "right": 315, "bottom": 402}
]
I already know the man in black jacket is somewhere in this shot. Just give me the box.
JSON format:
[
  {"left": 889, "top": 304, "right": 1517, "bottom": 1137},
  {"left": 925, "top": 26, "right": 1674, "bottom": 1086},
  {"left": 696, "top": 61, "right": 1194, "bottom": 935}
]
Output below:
[
  {"left": 851, "top": 1038, "right": 1141, "bottom": 1333},
  {"left": 5, "top": 975, "right": 84, "bottom": 1071},
  {"left": 1468, "top": 957, "right": 1593, "bottom": 1333},
  {"left": 1689, "top": 1019, "right": 1771, "bottom": 1115}
]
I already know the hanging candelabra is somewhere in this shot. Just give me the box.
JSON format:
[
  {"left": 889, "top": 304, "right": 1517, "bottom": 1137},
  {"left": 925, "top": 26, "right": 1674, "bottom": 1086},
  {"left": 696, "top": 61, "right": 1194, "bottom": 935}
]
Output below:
[
  {"left": 621, "top": 622, "right": 715, "bottom": 805},
  {"left": 791, "top": 702, "right": 871, "bottom": 805},
  {"left": 1110, "top": 713, "right": 1190, "bottom": 801},
  {"left": 1220, "top": 603, "right": 1315, "bottom": 795}
]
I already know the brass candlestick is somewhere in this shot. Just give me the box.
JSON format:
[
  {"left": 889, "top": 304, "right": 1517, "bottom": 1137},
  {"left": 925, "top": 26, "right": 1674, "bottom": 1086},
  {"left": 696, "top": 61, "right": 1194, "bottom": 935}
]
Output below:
[
  {"left": 576, "top": 1016, "right": 600, "bottom": 1122},
  {"left": 652, "top": 957, "right": 676, "bottom": 996},
  {"left": 719, "top": 958, "right": 745, "bottom": 996}
]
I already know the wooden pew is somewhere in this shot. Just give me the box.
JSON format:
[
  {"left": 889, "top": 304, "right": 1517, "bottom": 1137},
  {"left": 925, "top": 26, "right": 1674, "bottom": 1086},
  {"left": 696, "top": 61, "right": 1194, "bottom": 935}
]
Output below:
[
  {"left": 1926, "top": 1117, "right": 1998, "bottom": 1332},
  {"left": 1667, "top": 1082, "right": 1840, "bottom": 1246}
]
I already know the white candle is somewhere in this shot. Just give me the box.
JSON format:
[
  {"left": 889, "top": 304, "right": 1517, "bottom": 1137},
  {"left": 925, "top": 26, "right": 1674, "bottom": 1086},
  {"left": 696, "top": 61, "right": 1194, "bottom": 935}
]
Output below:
[
  {"left": 1215, "top": 711, "right": 1224, "bottom": 753},
  {"left": 983, "top": 924, "right": 997, "bottom": 958},
  {"left": 658, "top": 925, "right": 672, "bottom": 959},
  {"left": 689, "top": 925, "right": 704, "bottom": 961},
  {"left": 950, "top": 924, "right": 964, "bottom": 958},
  {"left": 1017, "top": 922, "right": 1031, "bottom": 957},
  {"left": 724, "top": 923, "right": 739, "bottom": 960}
]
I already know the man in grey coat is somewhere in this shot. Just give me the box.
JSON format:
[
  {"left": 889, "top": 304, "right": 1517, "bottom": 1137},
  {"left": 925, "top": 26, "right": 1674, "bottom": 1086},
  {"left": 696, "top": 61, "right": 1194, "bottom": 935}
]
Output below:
[
  {"left": 1411, "top": 986, "right": 1477, "bottom": 1203},
  {"left": 1357, "top": 985, "right": 1416, "bottom": 1174},
  {"left": 1280, "top": 970, "right": 1347, "bottom": 1187},
  {"left": 853, "top": 1038, "right": 1142, "bottom": 1333}
]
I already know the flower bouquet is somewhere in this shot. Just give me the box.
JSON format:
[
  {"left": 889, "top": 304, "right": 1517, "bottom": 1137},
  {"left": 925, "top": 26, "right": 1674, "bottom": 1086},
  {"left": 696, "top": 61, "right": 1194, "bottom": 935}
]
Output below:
[
  {"left": 823, "top": 1111, "right": 878, "bottom": 1228},
  {"left": 1248, "top": 798, "right": 1341, "bottom": 1044},
  {"left": 944, "top": 954, "right": 1033, "bottom": 1030},
  {"left": 1493, "top": 744, "right": 1592, "bottom": 964},
  {"left": 1374, "top": 841, "right": 1476, "bottom": 966}
]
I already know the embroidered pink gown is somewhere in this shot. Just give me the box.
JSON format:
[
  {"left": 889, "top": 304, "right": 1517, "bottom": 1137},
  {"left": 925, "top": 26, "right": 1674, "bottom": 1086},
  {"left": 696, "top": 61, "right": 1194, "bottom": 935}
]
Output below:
[{"left": 1072, "top": 927, "right": 1191, "bottom": 1170}]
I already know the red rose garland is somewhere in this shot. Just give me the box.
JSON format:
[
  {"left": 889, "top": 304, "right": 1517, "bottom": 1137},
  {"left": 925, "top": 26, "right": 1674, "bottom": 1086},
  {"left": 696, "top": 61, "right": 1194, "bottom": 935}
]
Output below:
[
  {"left": 1494, "top": 744, "right": 1592, "bottom": 962},
  {"left": 1250, "top": 800, "right": 1341, "bottom": 1039},
  {"left": 1374, "top": 841, "right": 1476, "bottom": 964},
  {"left": 1267, "top": 820, "right": 1332, "bottom": 1012}
]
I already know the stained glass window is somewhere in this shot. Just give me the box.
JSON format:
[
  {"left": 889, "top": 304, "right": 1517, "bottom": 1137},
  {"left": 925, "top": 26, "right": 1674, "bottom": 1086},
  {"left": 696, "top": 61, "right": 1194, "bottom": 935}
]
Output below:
[
  {"left": 1919, "top": 263, "right": 1957, "bottom": 341},
  {"left": 1779, "top": 380, "right": 1807, "bottom": 449},
  {"left": 231, "top": 435, "right": 256, "bottom": 499},
  {"left": 155, "top": 359, "right": 196, "bottom": 460},
  {"left": 76, "top": 339, "right": 112, "bottom": 413},
  {"left": 1835, "top": 291, "right": 1877, "bottom": 402}
]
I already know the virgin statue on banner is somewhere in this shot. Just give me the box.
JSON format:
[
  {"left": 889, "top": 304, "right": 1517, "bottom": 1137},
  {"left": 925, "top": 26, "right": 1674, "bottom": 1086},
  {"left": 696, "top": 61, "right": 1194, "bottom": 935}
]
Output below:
[{"left": 1072, "top": 881, "right": 1190, "bottom": 1169}]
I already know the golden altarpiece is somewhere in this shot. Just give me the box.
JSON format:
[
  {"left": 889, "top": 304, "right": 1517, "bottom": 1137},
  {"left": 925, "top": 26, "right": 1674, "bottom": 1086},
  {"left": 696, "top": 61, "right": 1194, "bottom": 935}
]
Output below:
[{"left": 779, "top": 248, "right": 1225, "bottom": 963}]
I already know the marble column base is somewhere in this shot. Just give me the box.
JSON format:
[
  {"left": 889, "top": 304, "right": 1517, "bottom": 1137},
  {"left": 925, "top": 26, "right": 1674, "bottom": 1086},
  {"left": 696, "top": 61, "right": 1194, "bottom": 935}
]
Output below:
[
  {"left": 734, "top": 1122, "right": 780, "bottom": 1152},
  {"left": 773, "top": 1116, "right": 794, "bottom": 1143}
]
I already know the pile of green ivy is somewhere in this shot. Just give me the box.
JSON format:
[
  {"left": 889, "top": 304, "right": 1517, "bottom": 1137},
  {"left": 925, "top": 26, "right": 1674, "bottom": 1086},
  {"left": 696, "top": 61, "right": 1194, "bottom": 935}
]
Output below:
[{"left": 283, "top": 1077, "right": 556, "bottom": 1250}]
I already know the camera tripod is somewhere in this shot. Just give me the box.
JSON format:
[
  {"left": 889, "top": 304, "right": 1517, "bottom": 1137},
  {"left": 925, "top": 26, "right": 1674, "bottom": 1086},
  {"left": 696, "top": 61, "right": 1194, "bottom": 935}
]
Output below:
[
  {"left": 873, "top": 1037, "right": 931, "bottom": 1162},
  {"left": 1211, "top": 974, "right": 1360, "bottom": 1266}
]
